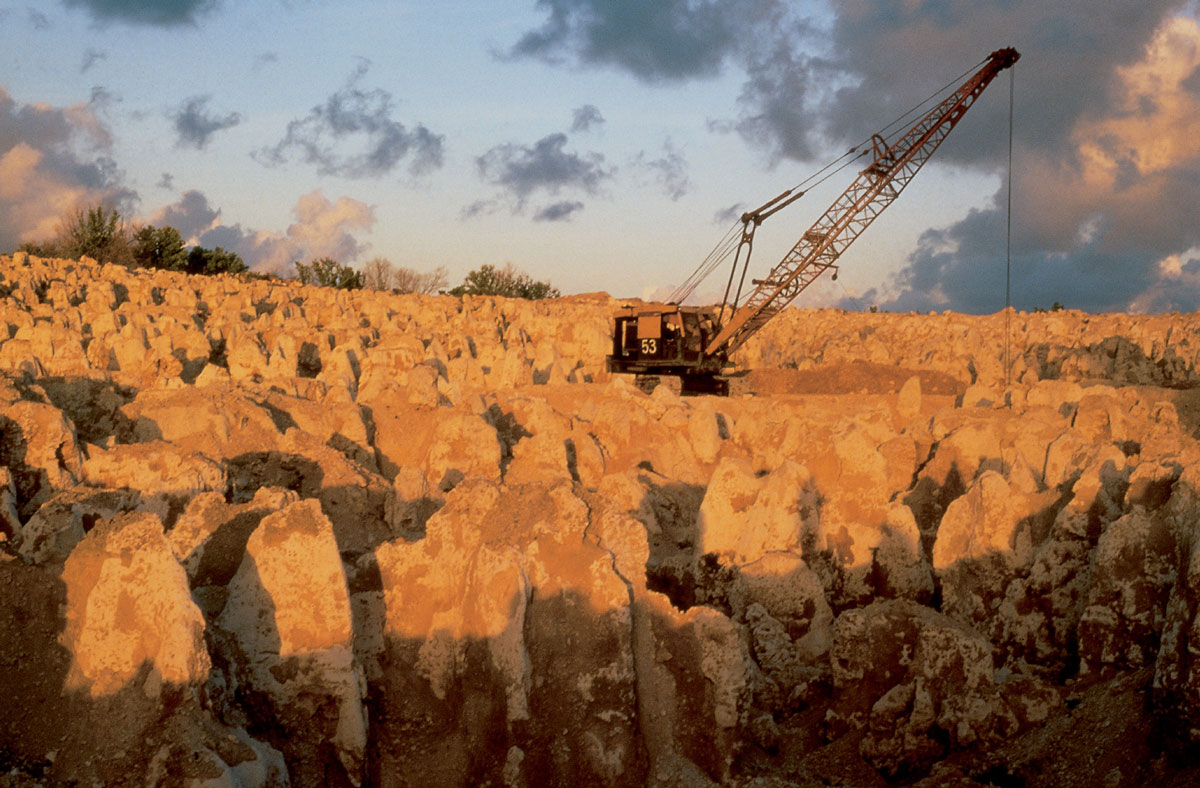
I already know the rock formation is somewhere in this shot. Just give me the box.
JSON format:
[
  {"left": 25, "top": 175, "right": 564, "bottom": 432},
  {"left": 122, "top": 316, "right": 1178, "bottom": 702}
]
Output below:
[{"left": 1, "top": 252, "right": 1199, "bottom": 787}]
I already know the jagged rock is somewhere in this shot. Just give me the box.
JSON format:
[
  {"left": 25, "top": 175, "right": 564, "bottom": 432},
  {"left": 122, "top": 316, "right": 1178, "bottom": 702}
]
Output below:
[
  {"left": 367, "top": 399, "right": 503, "bottom": 490},
  {"left": 215, "top": 498, "right": 366, "bottom": 788},
  {"left": 731, "top": 552, "right": 832, "bottom": 694},
  {"left": 16, "top": 485, "right": 140, "bottom": 565},
  {"left": 0, "top": 399, "right": 84, "bottom": 518},
  {"left": 83, "top": 440, "right": 227, "bottom": 496},
  {"left": 0, "top": 466, "right": 21, "bottom": 537},
  {"left": 120, "top": 385, "right": 283, "bottom": 459},
  {"left": 6, "top": 256, "right": 1200, "bottom": 786},
  {"left": 897, "top": 375, "right": 922, "bottom": 420},
  {"left": 1078, "top": 509, "right": 1178, "bottom": 671},
  {"left": 696, "top": 458, "right": 816, "bottom": 566},
  {"left": 833, "top": 599, "right": 1049, "bottom": 777},
  {"left": 60, "top": 511, "right": 211, "bottom": 697},
  {"left": 168, "top": 487, "right": 299, "bottom": 614},
  {"left": 375, "top": 479, "right": 649, "bottom": 788}
]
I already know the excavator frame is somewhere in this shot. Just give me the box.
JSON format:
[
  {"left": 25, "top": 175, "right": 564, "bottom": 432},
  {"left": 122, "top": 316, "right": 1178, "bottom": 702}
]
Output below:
[{"left": 606, "top": 47, "right": 1019, "bottom": 396}]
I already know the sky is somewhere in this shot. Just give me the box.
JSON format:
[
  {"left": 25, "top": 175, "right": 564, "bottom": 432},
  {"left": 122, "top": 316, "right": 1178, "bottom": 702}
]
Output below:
[{"left": 1, "top": 0, "right": 1199, "bottom": 313}]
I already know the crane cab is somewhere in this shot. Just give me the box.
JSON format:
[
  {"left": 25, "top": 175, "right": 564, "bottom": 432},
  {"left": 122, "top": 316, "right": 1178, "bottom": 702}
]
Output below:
[{"left": 606, "top": 304, "right": 729, "bottom": 395}]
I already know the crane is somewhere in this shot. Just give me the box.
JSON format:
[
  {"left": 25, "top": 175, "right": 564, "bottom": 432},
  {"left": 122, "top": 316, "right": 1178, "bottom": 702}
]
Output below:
[{"left": 606, "top": 47, "right": 1020, "bottom": 396}]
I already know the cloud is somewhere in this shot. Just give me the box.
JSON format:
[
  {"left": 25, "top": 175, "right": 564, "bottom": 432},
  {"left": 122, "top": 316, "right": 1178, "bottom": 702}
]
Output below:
[
  {"left": 633, "top": 139, "right": 689, "bottom": 200},
  {"left": 475, "top": 131, "right": 612, "bottom": 214},
  {"left": 507, "top": 0, "right": 746, "bottom": 82},
  {"left": 533, "top": 200, "right": 585, "bottom": 222},
  {"left": 713, "top": 203, "right": 744, "bottom": 225},
  {"left": 570, "top": 104, "right": 604, "bottom": 132},
  {"left": 256, "top": 61, "right": 444, "bottom": 179},
  {"left": 27, "top": 9, "right": 51, "bottom": 30},
  {"left": 81, "top": 48, "right": 106, "bottom": 73},
  {"left": 172, "top": 95, "right": 243, "bottom": 150},
  {"left": 145, "top": 189, "right": 376, "bottom": 274},
  {"left": 145, "top": 189, "right": 219, "bottom": 242},
  {"left": 514, "top": 1, "right": 1197, "bottom": 312},
  {"left": 0, "top": 85, "right": 134, "bottom": 251},
  {"left": 60, "top": 0, "right": 220, "bottom": 26},
  {"left": 852, "top": 12, "right": 1200, "bottom": 314}
]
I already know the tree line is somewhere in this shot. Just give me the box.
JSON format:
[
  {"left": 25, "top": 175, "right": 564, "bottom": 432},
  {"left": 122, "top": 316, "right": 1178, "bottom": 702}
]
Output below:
[{"left": 14, "top": 203, "right": 559, "bottom": 299}]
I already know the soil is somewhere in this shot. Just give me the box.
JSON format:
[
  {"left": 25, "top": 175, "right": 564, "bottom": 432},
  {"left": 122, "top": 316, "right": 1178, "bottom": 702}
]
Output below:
[{"left": 736, "top": 362, "right": 967, "bottom": 397}]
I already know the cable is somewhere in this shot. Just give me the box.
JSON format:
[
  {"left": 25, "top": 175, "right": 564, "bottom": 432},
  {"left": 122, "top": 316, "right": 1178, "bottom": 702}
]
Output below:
[
  {"left": 1004, "top": 63, "right": 1015, "bottom": 389},
  {"left": 668, "top": 56, "right": 987, "bottom": 306}
]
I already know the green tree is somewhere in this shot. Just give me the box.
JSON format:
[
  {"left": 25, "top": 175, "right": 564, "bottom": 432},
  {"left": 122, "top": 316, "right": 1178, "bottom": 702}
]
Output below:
[
  {"left": 56, "top": 204, "right": 132, "bottom": 264},
  {"left": 448, "top": 263, "right": 559, "bottom": 299},
  {"left": 295, "top": 257, "right": 363, "bottom": 289},
  {"left": 131, "top": 225, "right": 187, "bottom": 270},
  {"left": 185, "top": 246, "right": 247, "bottom": 276}
]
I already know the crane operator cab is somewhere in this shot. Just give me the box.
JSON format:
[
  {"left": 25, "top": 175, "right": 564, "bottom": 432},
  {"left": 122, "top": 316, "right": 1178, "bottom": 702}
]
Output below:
[{"left": 606, "top": 304, "right": 730, "bottom": 395}]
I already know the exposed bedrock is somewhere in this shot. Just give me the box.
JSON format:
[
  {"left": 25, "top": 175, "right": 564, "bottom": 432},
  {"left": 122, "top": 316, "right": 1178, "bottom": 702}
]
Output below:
[{"left": 1, "top": 253, "right": 1200, "bottom": 786}]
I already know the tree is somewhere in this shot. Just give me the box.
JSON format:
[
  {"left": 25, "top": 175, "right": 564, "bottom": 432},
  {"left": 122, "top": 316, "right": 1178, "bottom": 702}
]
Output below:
[
  {"left": 362, "top": 257, "right": 394, "bottom": 290},
  {"left": 295, "top": 257, "right": 363, "bottom": 289},
  {"left": 448, "top": 263, "right": 559, "bottom": 300},
  {"left": 131, "top": 225, "right": 187, "bottom": 271},
  {"left": 56, "top": 204, "right": 132, "bottom": 264},
  {"left": 185, "top": 246, "right": 247, "bottom": 275},
  {"left": 393, "top": 265, "right": 448, "bottom": 295}
]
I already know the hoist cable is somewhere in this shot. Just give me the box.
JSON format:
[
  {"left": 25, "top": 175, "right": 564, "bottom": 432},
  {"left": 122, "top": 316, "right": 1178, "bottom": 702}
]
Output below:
[
  {"left": 1004, "top": 63, "right": 1015, "bottom": 389},
  {"left": 668, "top": 56, "right": 988, "bottom": 306}
]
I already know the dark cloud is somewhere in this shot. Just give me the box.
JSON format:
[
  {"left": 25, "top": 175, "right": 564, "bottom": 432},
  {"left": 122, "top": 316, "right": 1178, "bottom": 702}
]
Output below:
[
  {"left": 254, "top": 52, "right": 279, "bottom": 70},
  {"left": 256, "top": 62, "right": 444, "bottom": 178},
  {"left": 88, "top": 85, "right": 117, "bottom": 110},
  {"left": 172, "top": 95, "right": 242, "bottom": 150},
  {"left": 157, "top": 172, "right": 175, "bottom": 190},
  {"left": 533, "top": 200, "right": 585, "bottom": 222},
  {"left": 475, "top": 131, "right": 612, "bottom": 213},
  {"left": 28, "top": 9, "right": 51, "bottom": 29},
  {"left": 0, "top": 86, "right": 134, "bottom": 250},
  {"left": 147, "top": 189, "right": 219, "bottom": 241},
  {"left": 81, "top": 48, "right": 106, "bottom": 73},
  {"left": 734, "top": 32, "right": 817, "bottom": 163},
  {"left": 713, "top": 203, "right": 745, "bottom": 225},
  {"left": 1183, "top": 63, "right": 1200, "bottom": 94},
  {"left": 507, "top": 0, "right": 747, "bottom": 82},
  {"left": 60, "top": 0, "right": 220, "bottom": 26},
  {"left": 570, "top": 104, "right": 604, "bottom": 132},
  {"left": 633, "top": 139, "right": 689, "bottom": 200}
]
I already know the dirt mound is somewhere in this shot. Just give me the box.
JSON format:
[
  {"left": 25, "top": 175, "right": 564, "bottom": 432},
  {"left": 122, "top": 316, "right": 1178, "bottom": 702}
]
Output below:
[{"left": 739, "top": 361, "right": 966, "bottom": 396}]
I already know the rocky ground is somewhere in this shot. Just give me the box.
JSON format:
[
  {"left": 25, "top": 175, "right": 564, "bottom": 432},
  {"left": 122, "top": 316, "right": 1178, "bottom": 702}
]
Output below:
[{"left": 1, "top": 251, "right": 1200, "bottom": 787}]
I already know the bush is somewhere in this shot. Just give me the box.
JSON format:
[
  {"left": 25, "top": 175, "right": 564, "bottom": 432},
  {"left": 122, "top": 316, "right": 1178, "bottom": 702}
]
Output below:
[
  {"left": 295, "top": 257, "right": 363, "bottom": 289},
  {"left": 361, "top": 257, "right": 394, "bottom": 290},
  {"left": 186, "top": 246, "right": 247, "bottom": 276},
  {"left": 393, "top": 265, "right": 448, "bottom": 295},
  {"left": 448, "top": 263, "right": 559, "bottom": 300},
  {"left": 56, "top": 204, "right": 132, "bottom": 264},
  {"left": 361, "top": 257, "right": 448, "bottom": 294}
]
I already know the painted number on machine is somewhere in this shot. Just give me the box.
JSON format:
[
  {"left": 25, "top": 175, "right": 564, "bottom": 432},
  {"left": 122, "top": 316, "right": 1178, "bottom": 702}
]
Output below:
[{"left": 640, "top": 338, "right": 657, "bottom": 354}]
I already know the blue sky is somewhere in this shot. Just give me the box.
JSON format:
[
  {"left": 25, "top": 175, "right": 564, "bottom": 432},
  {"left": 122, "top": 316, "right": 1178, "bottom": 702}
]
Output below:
[{"left": 2, "top": 0, "right": 1199, "bottom": 312}]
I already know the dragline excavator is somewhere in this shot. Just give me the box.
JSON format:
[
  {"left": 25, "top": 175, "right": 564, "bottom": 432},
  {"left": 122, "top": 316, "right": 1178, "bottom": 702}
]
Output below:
[{"left": 606, "top": 47, "right": 1020, "bottom": 396}]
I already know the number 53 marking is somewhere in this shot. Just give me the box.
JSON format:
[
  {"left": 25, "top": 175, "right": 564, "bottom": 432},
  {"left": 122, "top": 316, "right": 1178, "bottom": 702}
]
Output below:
[{"left": 640, "top": 338, "right": 657, "bottom": 354}]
